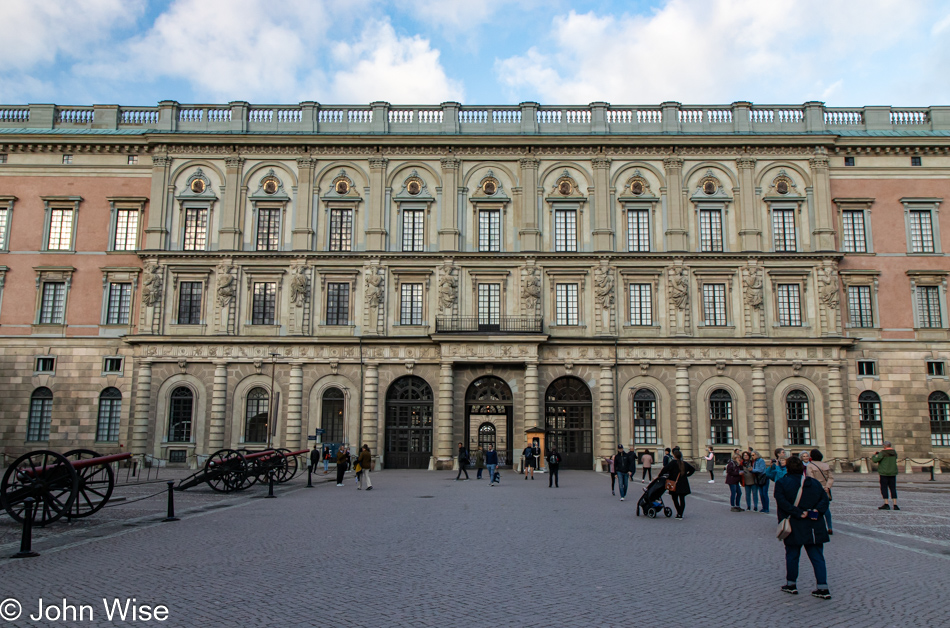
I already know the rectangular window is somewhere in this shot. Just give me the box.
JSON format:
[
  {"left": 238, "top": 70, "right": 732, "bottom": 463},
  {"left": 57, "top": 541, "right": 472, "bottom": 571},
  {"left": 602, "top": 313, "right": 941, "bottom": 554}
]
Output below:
[
  {"left": 400, "top": 283, "right": 423, "bottom": 325},
  {"left": 478, "top": 210, "right": 501, "bottom": 252},
  {"left": 329, "top": 208, "right": 353, "bottom": 252},
  {"left": 0, "top": 207, "right": 8, "bottom": 250},
  {"left": 628, "top": 284, "right": 652, "bottom": 326},
  {"left": 96, "top": 396, "right": 122, "bottom": 442},
  {"left": 841, "top": 210, "right": 867, "bottom": 253},
  {"left": 106, "top": 282, "right": 132, "bottom": 325},
  {"left": 909, "top": 210, "right": 935, "bottom": 253},
  {"left": 859, "top": 400, "right": 883, "bottom": 447},
  {"left": 27, "top": 397, "right": 52, "bottom": 441},
  {"left": 252, "top": 282, "right": 277, "bottom": 325},
  {"left": 701, "top": 283, "right": 727, "bottom": 326},
  {"left": 772, "top": 209, "right": 797, "bottom": 252},
  {"left": 177, "top": 281, "right": 202, "bottom": 325},
  {"left": 555, "top": 283, "right": 579, "bottom": 326},
  {"left": 256, "top": 208, "right": 281, "bottom": 251},
  {"left": 35, "top": 357, "right": 55, "bottom": 373},
  {"left": 857, "top": 361, "right": 877, "bottom": 377},
  {"left": 554, "top": 209, "right": 577, "bottom": 252},
  {"left": 699, "top": 209, "right": 723, "bottom": 252},
  {"left": 776, "top": 284, "right": 802, "bottom": 327},
  {"left": 844, "top": 156, "right": 855, "bottom": 167},
  {"left": 39, "top": 282, "right": 66, "bottom": 324},
  {"left": 0, "top": 154, "right": 7, "bottom": 164},
  {"left": 911, "top": 156, "right": 922, "bottom": 167},
  {"left": 128, "top": 155, "right": 138, "bottom": 165},
  {"left": 183, "top": 208, "right": 208, "bottom": 251},
  {"left": 325, "top": 282, "right": 350, "bottom": 326},
  {"left": 627, "top": 209, "right": 650, "bottom": 252},
  {"left": 402, "top": 209, "right": 424, "bottom": 252},
  {"left": 477, "top": 283, "right": 500, "bottom": 326},
  {"left": 168, "top": 450, "right": 187, "bottom": 463},
  {"left": 113, "top": 209, "right": 138, "bottom": 251},
  {"left": 62, "top": 154, "right": 72, "bottom": 165},
  {"left": 918, "top": 286, "right": 942, "bottom": 328},
  {"left": 103, "top": 357, "right": 124, "bottom": 374},
  {"left": 927, "top": 361, "right": 946, "bottom": 377},
  {"left": 847, "top": 285, "right": 873, "bottom": 328},
  {"left": 47, "top": 208, "right": 73, "bottom": 250}
]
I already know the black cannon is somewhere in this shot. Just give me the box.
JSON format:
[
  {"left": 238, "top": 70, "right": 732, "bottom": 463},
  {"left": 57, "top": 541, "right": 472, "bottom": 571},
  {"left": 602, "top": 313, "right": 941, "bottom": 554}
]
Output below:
[{"left": 176, "top": 448, "right": 306, "bottom": 493}]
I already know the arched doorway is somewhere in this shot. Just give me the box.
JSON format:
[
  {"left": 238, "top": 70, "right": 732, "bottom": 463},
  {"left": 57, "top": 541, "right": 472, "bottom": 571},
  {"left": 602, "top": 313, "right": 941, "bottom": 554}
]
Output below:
[
  {"left": 385, "top": 376, "right": 433, "bottom": 469},
  {"left": 544, "top": 376, "right": 593, "bottom": 469},
  {"left": 465, "top": 376, "right": 513, "bottom": 466}
]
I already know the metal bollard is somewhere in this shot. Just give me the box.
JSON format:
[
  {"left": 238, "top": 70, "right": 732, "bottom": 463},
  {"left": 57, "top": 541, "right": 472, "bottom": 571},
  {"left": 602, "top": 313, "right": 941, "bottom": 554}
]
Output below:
[
  {"left": 307, "top": 465, "right": 313, "bottom": 488},
  {"left": 12, "top": 497, "right": 40, "bottom": 558},
  {"left": 266, "top": 470, "right": 276, "bottom": 498},
  {"left": 163, "top": 480, "right": 179, "bottom": 522},
  {"left": 131, "top": 459, "right": 137, "bottom": 478},
  {"left": 930, "top": 465, "right": 936, "bottom": 482}
]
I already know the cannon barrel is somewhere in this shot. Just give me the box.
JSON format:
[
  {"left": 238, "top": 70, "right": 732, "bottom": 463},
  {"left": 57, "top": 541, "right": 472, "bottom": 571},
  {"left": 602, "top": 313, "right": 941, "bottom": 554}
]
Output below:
[
  {"left": 240, "top": 449, "right": 278, "bottom": 462},
  {"left": 17, "top": 452, "right": 132, "bottom": 477}
]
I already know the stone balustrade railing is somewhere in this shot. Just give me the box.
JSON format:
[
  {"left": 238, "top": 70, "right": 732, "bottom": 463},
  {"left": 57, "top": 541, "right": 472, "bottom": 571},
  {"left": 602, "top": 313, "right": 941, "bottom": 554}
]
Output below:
[{"left": 0, "top": 101, "right": 947, "bottom": 134}]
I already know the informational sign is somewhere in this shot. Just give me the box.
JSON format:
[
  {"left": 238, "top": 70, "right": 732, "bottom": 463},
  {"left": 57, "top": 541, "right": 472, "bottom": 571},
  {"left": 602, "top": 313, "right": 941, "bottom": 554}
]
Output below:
[
  {"left": 307, "top": 435, "right": 318, "bottom": 441},
  {"left": 314, "top": 428, "right": 326, "bottom": 435}
]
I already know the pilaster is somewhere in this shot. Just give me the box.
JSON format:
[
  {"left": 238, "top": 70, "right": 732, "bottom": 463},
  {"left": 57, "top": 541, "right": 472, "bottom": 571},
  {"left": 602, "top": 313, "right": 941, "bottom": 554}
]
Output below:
[
  {"left": 751, "top": 363, "right": 769, "bottom": 453},
  {"left": 209, "top": 361, "right": 228, "bottom": 449},
  {"left": 598, "top": 364, "right": 615, "bottom": 470},
  {"left": 287, "top": 362, "right": 304, "bottom": 449},
  {"left": 366, "top": 157, "right": 388, "bottom": 250},
  {"left": 524, "top": 361, "right": 540, "bottom": 432},
  {"left": 663, "top": 157, "right": 688, "bottom": 251},
  {"left": 591, "top": 155, "right": 613, "bottom": 251},
  {"left": 809, "top": 149, "right": 837, "bottom": 251},
  {"left": 363, "top": 362, "right": 380, "bottom": 461},
  {"left": 518, "top": 157, "right": 541, "bottom": 251},
  {"left": 144, "top": 154, "right": 171, "bottom": 250},
  {"left": 131, "top": 360, "right": 152, "bottom": 454},
  {"left": 675, "top": 363, "right": 692, "bottom": 457},
  {"left": 292, "top": 157, "right": 316, "bottom": 250},
  {"left": 827, "top": 364, "right": 848, "bottom": 461},
  {"left": 439, "top": 157, "right": 460, "bottom": 251},
  {"left": 736, "top": 156, "right": 761, "bottom": 250},
  {"left": 437, "top": 361, "right": 454, "bottom": 468},
  {"left": 218, "top": 155, "right": 245, "bottom": 250}
]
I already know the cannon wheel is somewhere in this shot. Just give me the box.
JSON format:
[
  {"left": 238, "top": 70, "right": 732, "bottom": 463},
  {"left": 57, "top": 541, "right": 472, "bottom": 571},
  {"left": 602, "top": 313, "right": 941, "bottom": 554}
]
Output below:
[
  {"left": 62, "top": 449, "right": 115, "bottom": 519},
  {"left": 234, "top": 449, "right": 260, "bottom": 490},
  {"left": 275, "top": 449, "right": 298, "bottom": 483},
  {"left": 1, "top": 450, "right": 79, "bottom": 526},
  {"left": 204, "top": 449, "right": 247, "bottom": 493}
]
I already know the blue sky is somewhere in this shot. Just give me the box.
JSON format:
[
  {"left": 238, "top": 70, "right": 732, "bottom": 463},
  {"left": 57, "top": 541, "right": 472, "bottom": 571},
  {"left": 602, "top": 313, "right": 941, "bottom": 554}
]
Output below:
[{"left": 2, "top": 0, "right": 949, "bottom": 107}]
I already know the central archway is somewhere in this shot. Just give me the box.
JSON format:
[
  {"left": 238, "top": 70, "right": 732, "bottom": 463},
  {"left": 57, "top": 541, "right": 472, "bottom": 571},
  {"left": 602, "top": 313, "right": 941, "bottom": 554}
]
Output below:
[
  {"left": 545, "top": 376, "right": 593, "bottom": 469},
  {"left": 384, "top": 376, "right": 433, "bottom": 469},
  {"left": 465, "top": 376, "right": 513, "bottom": 466}
]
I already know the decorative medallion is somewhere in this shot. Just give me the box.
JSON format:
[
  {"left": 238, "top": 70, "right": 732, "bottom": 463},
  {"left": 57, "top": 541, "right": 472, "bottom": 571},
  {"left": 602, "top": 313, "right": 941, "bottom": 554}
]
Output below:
[
  {"left": 703, "top": 180, "right": 716, "bottom": 195},
  {"left": 558, "top": 180, "right": 573, "bottom": 195},
  {"left": 776, "top": 180, "right": 788, "bottom": 195},
  {"left": 769, "top": 169, "right": 797, "bottom": 196},
  {"left": 191, "top": 178, "right": 205, "bottom": 194},
  {"left": 631, "top": 180, "right": 643, "bottom": 195},
  {"left": 262, "top": 176, "right": 279, "bottom": 195},
  {"left": 335, "top": 179, "right": 350, "bottom": 195},
  {"left": 407, "top": 180, "right": 422, "bottom": 195},
  {"left": 483, "top": 179, "right": 497, "bottom": 195}
]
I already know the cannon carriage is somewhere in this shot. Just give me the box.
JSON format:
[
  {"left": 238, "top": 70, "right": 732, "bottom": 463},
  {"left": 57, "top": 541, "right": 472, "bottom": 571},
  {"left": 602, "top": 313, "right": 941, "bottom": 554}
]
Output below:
[{"left": 175, "top": 448, "right": 306, "bottom": 493}]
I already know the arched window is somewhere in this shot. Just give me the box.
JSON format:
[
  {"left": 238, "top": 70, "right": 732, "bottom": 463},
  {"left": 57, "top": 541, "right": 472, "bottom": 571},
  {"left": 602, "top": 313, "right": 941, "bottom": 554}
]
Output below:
[
  {"left": 544, "top": 376, "right": 593, "bottom": 468},
  {"left": 385, "top": 375, "right": 434, "bottom": 469},
  {"left": 244, "top": 387, "right": 269, "bottom": 443},
  {"left": 786, "top": 390, "right": 811, "bottom": 446},
  {"left": 321, "top": 388, "right": 345, "bottom": 443},
  {"left": 27, "top": 387, "right": 53, "bottom": 441},
  {"left": 96, "top": 387, "right": 122, "bottom": 442},
  {"left": 709, "top": 389, "right": 733, "bottom": 445},
  {"left": 859, "top": 391, "right": 883, "bottom": 446},
  {"left": 633, "top": 389, "right": 657, "bottom": 444},
  {"left": 478, "top": 422, "right": 496, "bottom": 451},
  {"left": 930, "top": 391, "right": 950, "bottom": 447},
  {"left": 168, "top": 386, "right": 194, "bottom": 442}
]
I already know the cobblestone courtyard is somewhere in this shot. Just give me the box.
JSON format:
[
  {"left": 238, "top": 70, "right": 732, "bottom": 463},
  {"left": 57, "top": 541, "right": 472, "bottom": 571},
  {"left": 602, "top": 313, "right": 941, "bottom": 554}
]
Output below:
[{"left": 1, "top": 468, "right": 949, "bottom": 627}]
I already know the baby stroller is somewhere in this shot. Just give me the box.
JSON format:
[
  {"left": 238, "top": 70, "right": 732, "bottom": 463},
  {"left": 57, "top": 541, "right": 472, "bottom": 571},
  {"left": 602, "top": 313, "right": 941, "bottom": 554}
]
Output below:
[{"left": 636, "top": 473, "right": 674, "bottom": 518}]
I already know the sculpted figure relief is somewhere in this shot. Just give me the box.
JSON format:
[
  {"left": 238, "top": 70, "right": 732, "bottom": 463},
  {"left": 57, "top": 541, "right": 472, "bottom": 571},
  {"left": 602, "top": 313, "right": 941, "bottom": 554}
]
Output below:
[
  {"left": 743, "top": 268, "right": 764, "bottom": 309},
  {"left": 521, "top": 267, "right": 542, "bottom": 312},
  {"left": 668, "top": 267, "right": 690, "bottom": 310},
  {"left": 215, "top": 263, "right": 236, "bottom": 307},
  {"left": 141, "top": 263, "right": 163, "bottom": 307},
  {"left": 289, "top": 265, "right": 309, "bottom": 306},
  {"left": 438, "top": 263, "right": 457, "bottom": 313},
  {"left": 818, "top": 267, "right": 840, "bottom": 309},
  {"left": 365, "top": 269, "right": 383, "bottom": 309},
  {"left": 593, "top": 266, "right": 615, "bottom": 309}
]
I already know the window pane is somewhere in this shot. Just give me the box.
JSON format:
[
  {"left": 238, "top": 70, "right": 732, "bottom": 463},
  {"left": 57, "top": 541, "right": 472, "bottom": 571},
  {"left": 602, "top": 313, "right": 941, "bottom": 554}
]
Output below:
[
  {"left": 0, "top": 208, "right": 7, "bottom": 249},
  {"left": 554, "top": 209, "right": 577, "bottom": 252},
  {"left": 847, "top": 285, "right": 873, "bottom": 328},
  {"left": 842, "top": 211, "right": 866, "bottom": 253},
  {"left": 918, "top": 286, "right": 942, "bottom": 328},
  {"left": 772, "top": 209, "right": 797, "bottom": 252},
  {"left": 252, "top": 282, "right": 277, "bottom": 325},
  {"left": 477, "top": 284, "right": 500, "bottom": 325},
  {"left": 859, "top": 392, "right": 883, "bottom": 447},
  {"left": 244, "top": 387, "right": 269, "bottom": 443},
  {"left": 633, "top": 389, "right": 657, "bottom": 444},
  {"left": 400, "top": 283, "right": 423, "bottom": 325},
  {"left": 326, "top": 282, "right": 350, "bottom": 325},
  {"left": 702, "top": 283, "right": 727, "bottom": 326},
  {"left": 106, "top": 282, "right": 132, "bottom": 325},
  {"left": 40, "top": 282, "right": 66, "bottom": 324},
  {"left": 629, "top": 284, "right": 652, "bottom": 325},
  {"left": 910, "top": 210, "right": 935, "bottom": 253},
  {"left": 699, "top": 209, "right": 723, "bottom": 252},
  {"left": 177, "top": 281, "right": 202, "bottom": 325},
  {"left": 96, "top": 388, "right": 122, "bottom": 442},
  {"left": 168, "top": 387, "right": 193, "bottom": 442},
  {"left": 777, "top": 284, "right": 802, "bottom": 327},
  {"left": 402, "top": 209, "right": 424, "bottom": 252},
  {"left": 47, "top": 208, "right": 73, "bottom": 250},
  {"left": 183, "top": 208, "right": 208, "bottom": 251},
  {"left": 114, "top": 209, "right": 138, "bottom": 251},
  {"left": 329, "top": 208, "right": 353, "bottom": 251},
  {"left": 27, "top": 389, "right": 53, "bottom": 441},
  {"left": 256, "top": 208, "right": 281, "bottom": 251},
  {"left": 709, "top": 390, "right": 733, "bottom": 444},
  {"left": 555, "top": 283, "right": 579, "bottom": 326},
  {"left": 478, "top": 210, "right": 500, "bottom": 252},
  {"left": 627, "top": 209, "right": 650, "bottom": 252},
  {"left": 786, "top": 390, "right": 811, "bottom": 445},
  {"left": 930, "top": 392, "right": 950, "bottom": 447}
]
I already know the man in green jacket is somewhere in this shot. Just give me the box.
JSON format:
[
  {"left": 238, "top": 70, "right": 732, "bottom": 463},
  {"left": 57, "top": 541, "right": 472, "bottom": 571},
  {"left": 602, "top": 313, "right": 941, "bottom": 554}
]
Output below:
[{"left": 871, "top": 441, "right": 899, "bottom": 511}]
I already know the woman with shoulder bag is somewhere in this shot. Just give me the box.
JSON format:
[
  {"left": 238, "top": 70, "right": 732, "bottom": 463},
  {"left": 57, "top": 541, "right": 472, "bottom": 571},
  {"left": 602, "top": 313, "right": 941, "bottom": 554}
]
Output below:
[
  {"left": 774, "top": 455, "right": 831, "bottom": 599},
  {"left": 805, "top": 449, "right": 834, "bottom": 534},
  {"left": 660, "top": 449, "right": 695, "bottom": 519},
  {"left": 752, "top": 451, "right": 770, "bottom": 514}
]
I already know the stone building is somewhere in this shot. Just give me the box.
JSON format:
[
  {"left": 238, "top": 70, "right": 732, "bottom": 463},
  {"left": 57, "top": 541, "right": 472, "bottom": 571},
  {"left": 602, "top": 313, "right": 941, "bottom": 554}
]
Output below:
[{"left": 0, "top": 101, "right": 947, "bottom": 470}]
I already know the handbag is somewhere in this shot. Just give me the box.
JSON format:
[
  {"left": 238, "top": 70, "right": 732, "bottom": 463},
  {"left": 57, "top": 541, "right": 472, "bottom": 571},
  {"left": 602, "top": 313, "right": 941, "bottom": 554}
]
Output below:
[
  {"left": 755, "top": 472, "right": 768, "bottom": 486},
  {"left": 354, "top": 462, "right": 362, "bottom": 473},
  {"left": 777, "top": 476, "right": 805, "bottom": 540},
  {"left": 665, "top": 473, "right": 680, "bottom": 493}
]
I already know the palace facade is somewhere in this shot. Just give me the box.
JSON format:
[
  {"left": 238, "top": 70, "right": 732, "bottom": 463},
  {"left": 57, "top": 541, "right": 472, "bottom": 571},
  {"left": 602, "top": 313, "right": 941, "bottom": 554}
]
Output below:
[{"left": 0, "top": 100, "right": 948, "bottom": 470}]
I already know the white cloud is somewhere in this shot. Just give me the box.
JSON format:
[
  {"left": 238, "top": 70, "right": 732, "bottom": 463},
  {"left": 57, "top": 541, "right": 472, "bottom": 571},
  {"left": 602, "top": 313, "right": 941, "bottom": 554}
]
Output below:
[
  {"left": 494, "top": 0, "right": 937, "bottom": 105},
  {"left": 393, "top": 0, "right": 537, "bottom": 30}
]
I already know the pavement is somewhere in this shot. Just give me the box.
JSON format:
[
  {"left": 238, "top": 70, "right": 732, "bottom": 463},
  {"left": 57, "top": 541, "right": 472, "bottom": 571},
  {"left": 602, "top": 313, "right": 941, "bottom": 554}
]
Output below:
[{"left": 0, "top": 467, "right": 949, "bottom": 627}]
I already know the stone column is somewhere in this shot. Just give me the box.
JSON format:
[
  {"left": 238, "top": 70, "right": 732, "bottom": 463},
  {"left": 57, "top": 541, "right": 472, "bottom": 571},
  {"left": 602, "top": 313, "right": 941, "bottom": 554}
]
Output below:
[
  {"left": 131, "top": 359, "right": 153, "bottom": 454},
  {"left": 366, "top": 157, "right": 388, "bottom": 250},
  {"left": 518, "top": 157, "right": 541, "bottom": 251},
  {"left": 675, "top": 364, "right": 693, "bottom": 458},
  {"left": 809, "top": 149, "right": 836, "bottom": 251},
  {"left": 362, "top": 362, "right": 380, "bottom": 462},
  {"left": 436, "top": 361, "right": 454, "bottom": 469},
  {"left": 751, "top": 362, "right": 769, "bottom": 453},
  {"left": 439, "top": 157, "right": 460, "bottom": 251},
  {"left": 144, "top": 155, "right": 171, "bottom": 250},
  {"left": 287, "top": 362, "right": 304, "bottom": 449},
  {"left": 524, "top": 361, "right": 540, "bottom": 431},
  {"left": 592, "top": 156, "right": 613, "bottom": 251},
  {"left": 827, "top": 364, "right": 848, "bottom": 462},
  {"left": 598, "top": 364, "right": 615, "bottom": 471},
  {"left": 736, "top": 156, "right": 761, "bottom": 251},
  {"left": 293, "top": 157, "right": 316, "bottom": 250},
  {"left": 218, "top": 156, "right": 245, "bottom": 250},
  {"left": 663, "top": 157, "right": 688, "bottom": 251},
  {"left": 209, "top": 361, "right": 228, "bottom": 449}
]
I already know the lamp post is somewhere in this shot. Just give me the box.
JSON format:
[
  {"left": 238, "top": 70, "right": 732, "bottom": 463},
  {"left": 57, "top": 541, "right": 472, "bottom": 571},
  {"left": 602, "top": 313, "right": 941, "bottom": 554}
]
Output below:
[{"left": 267, "top": 351, "right": 279, "bottom": 449}]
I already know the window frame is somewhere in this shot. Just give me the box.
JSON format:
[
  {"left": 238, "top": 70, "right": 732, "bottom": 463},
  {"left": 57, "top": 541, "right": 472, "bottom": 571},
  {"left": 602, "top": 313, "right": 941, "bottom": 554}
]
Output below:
[
  {"left": 833, "top": 198, "right": 874, "bottom": 254},
  {"left": 176, "top": 281, "right": 204, "bottom": 326},
  {"left": 553, "top": 207, "right": 578, "bottom": 253},
  {"left": 708, "top": 389, "right": 734, "bottom": 445},
  {"left": 901, "top": 198, "right": 942, "bottom": 255},
  {"left": 107, "top": 197, "right": 146, "bottom": 252},
  {"left": 399, "top": 282, "right": 424, "bottom": 326},
  {"left": 858, "top": 390, "right": 883, "bottom": 447},
  {"left": 477, "top": 208, "right": 502, "bottom": 253},
  {"left": 167, "top": 386, "right": 194, "bottom": 443},
  {"left": 927, "top": 361, "right": 947, "bottom": 378},
  {"left": 626, "top": 206, "right": 651, "bottom": 253},
  {"left": 0, "top": 195, "right": 15, "bottom": 252},
  {"left": 628, "top": 283, "right": 653, "bottom": 326},
  {"left": 328, "top": 207, "right": 354, "bottom": 252},
  {"left": 930, "top": 391, "right": 950, "bottom": 447},
  {"left": 554, "top": 283, "right": 579, "bottom": 326},
  {"left": 41, "top": 197, "right": 81, "bottom": 252},
  {"left": 914, "top": 283, "right": 945, "bottom": 329},
  {"left": 27, "top": 387, "right": 53, "bottom": 442},
  {"left": 96, "top": 387, "right": 123, "bottom": 443},
  {"left": 251, "top": 281, "right": 278, "bottom": 326},
  {"left": 104, "top": 281, "right": 133, "bottom": 325},
  {"left": 254, "top": 206, "right": 282, "bottom": 252},
  {"left": 785, "top": 389, "right": 811, "bottom": 446},
  {"left": 401, "top": 207, "right": 426, "bottom": 252},
  {"left": 325, "top": 282, "right": 351, "bottom": 326},
  {"left": 243, "top": 387, "right": 270, "bottom": 444},
  {"left": 770, "top": 206, "right": 799, "bottom": 252},
  {"left": 181, "top": 205, "right": 210, "bottom": 252},
  {"left": 701, "top": 283, "right": 728, "bottom": 327},
  {"left": 698, "top": 207, "right": 724, "bottom": 252},
  {"left": 856, "top": 360, "right": 877, "bottom": 378},
  {"left": 775, "top": 283, "right": 803, "bottom": 327},
  {"left": 632, "top": 388, "right": 658, "bottom": 444}
]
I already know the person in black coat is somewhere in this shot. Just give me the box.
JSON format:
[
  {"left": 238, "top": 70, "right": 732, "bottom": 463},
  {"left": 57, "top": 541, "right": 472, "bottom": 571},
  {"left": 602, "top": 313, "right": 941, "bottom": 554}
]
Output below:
[
  {"left": 660, "top": 449, "right": 695, "bottom": 519},
  {"left": 456, "top": 442, "right": 470, "bottom": 480},
  {"left": 774, "top": 455, "right": 831, "bottom": 599},
  {"left": 614, "top": 445, "right": 631, "bottom": 500},
  {"left": 547, "top": 447, "right": 562, "bottom": 488},
  {"left": 309, "top": 446, "right": 319, "bottom": 474}
]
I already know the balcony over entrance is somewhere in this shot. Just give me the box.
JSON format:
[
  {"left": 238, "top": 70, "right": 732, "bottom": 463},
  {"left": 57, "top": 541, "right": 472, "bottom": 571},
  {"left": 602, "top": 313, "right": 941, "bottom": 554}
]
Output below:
[{"left": 435, "top": 316, "right": 543, "bottom": 334}]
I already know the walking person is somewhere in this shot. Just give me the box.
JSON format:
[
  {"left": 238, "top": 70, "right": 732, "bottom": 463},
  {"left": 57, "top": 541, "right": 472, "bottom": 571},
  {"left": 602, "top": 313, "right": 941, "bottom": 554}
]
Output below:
[
  {"left": 614, "top": 445, "right": 631, "bottom": 501},
  {"left": 806, "top": 449, "right": 834, "bottom": 533},
  {"left": 335, "top": 446, "right": 348, "bottom": 486},
  {"left": 726, "top": 453, "right": 743, "bottom": 511},
  {"left": 606, "top": 456, "right": 617, "bottom": 496},
  {"left": 705, "top": 446, "right": 715, "bottom": 482},
  {"left": 548, "top": 447, "right": 562, "bottom": 487},
  {"left": 485, "top": 444, "right": 499, "bottom": 485},
  {"left": 322, "top": 445, "right": 331, "bottom": 474},
  {"left": 872, "top": 442, "right": 899, "bottom": 510},
  {"left": 741, "top": 451, "right": 758, "bottom": 511},
  {"left": 661, "top": 449, "right": 695, "bottom": 519},
  {"left": 474, "top": 446, "right": 485, "bottom": 480},
  {"left": 753, "top": 450, "right": 770, "bottom": 514},
  {"left": 640, "top": 450, "right": 653, "bottom": 483},
  {"left": 309, "top": 445, "right": 319, "bottom": 475},
  {"left": 456, "top": 442, "right": 470, "bottom": 481},
  {"left": 356, "top": 444, "right": 373, "bottom": 491},
  {"left": 523, "top": 444, "right": 535, "bottom": 480},
  {"left": 775, "top": 455, "right": 831, "bottom": 599}
]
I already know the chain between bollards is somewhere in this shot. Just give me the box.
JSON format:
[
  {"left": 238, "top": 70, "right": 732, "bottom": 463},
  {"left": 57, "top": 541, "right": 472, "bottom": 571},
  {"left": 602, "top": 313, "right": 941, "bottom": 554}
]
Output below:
[
  {"left": 12, "top": 497, "right": 40, "bottom": 558},
  {"left": 162, "top": 480, "right": 179, "bottom": 522},
  {"left": 266, "top": 470, "right": 276, "bottom": 498}
]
